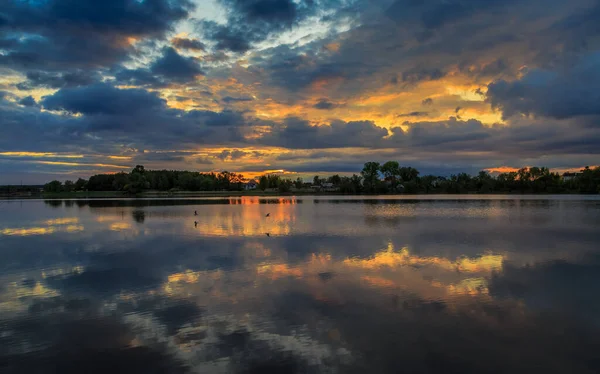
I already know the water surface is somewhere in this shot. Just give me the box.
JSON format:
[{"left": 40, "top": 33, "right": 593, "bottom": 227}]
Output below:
[{"left": 1, "top": 196, "right": 600, "bottom": 373}]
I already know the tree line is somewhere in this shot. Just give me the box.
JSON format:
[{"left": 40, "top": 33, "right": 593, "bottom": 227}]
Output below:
[
  {"left": 43, "top": 165, "right": 246, "bottom": 194},
  {"left": 42, "top": 163, "right": 600, "bottom": 194}
]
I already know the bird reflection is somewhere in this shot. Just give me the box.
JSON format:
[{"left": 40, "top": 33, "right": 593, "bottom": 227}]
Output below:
[{"left": 194, "top": 221, "right": 198, "bottom": 227}]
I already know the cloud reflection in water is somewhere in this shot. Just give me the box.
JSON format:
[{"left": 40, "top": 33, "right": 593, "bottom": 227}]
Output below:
[{"left": 0, "top": 197, "right": 600, "bottom": 373}]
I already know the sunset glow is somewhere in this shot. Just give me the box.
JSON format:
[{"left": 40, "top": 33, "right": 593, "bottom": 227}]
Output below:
[{"left": 1, "top": 0, "right": 598, "bottom": 183}]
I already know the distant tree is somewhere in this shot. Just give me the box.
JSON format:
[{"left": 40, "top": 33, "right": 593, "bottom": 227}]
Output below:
[
  {"left": 278, "top": 179, "right": 293, "bottom": 193},
  {"left": 45, "top": 163, "right": 599, "bottom": 196},
  {"left": 112, "top": 172, "right": 129, "bottom": 191},
  {"left": 328, "top": 174, "right": 342, "bottom": 185},
  {"left": 399, "top": 166, "right": 419, "bottom": 182},
  {"left": 87, "top": 174, "right": 115, "bottom": 191},
  {"left": 475, "top": 171, "right": 493, "bottom": 193},
  {"left": 125, "top": 171, "right": 148, "bottom": 194},
  {"left": 294, "top": 177, "right": 303, "bottom": 189},
  {"left": 313, "top": 176, "right": 322, "bottom": 186},
  {"left": 157, "top": 175, "right": 170, "bottom": 190},
  {"left": 381, "top": 161, "right": 401, "bottom": 190},
  {"left": 63, "top": 180, "right": 75, "bottom": 192},
  {"left": 351, "top": 174, "right": 363, "bottom": 193},
  {"left": 419, "top": 175, "right": 438, "bottom": 193},
  {"left": 267, "top": 174, "right": 281, "bottom": 189},
  {"left": 178, "top": 173, "right": 195, "bottom": 191},
  {"left": 44, "top": 180, "right": 63, "bottom": 193},
  {"left": 74, "top": 178, "right": 87, "bottom": 191},
  {"left": 132, "top": 165, "right": 145, "bottom": 174},
  {"left": 361, "top": 162, "right": 380, "bottom": 193},
  {"left": 259, "top": 175, "right": 268, "bottom": 191}
]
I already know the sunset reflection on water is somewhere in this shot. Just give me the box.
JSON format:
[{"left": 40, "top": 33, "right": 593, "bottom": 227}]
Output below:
[{"left": 1, "top": 196, "right": 600, "bottom": 373}]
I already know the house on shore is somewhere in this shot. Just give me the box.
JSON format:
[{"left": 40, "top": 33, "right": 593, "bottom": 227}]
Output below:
[{"left": 244, "top": 179, "right": 259, "bottom": 190}]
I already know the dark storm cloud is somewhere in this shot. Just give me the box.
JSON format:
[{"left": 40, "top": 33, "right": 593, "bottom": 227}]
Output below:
[
  {"left": 387, "top": 117, "right": 600, "bottom": 156},
  {"left": 246, "top": 0, "right": 600, "bottom": 100},
  {"left": 114, "top": 68, "right": 165, "bottom": 88},
  {"left": 172, "top": 37, "right": 206, "bottom": 51},
  {"left": 115, "top": 47, "right": 204, "bottom": 87},
  {"left": 16, "top": 70, "right": 100, "bottom": 90},
  {"left": 149, "top": 47, "right": 204, "bottom": 82},
  {"left": 41, "top": 83, "right": 166, "bottom": 116},
  {"left": 262, "top": 117, "right": 389, "bottom": 149},
  {"left": 185, "top": 109, "right": 246, "bottom": 127},
  {"left": 0, "top": 83, "right": 250, "bottom": 154},
  {"left": 248, "top": 47, "right": 359, "bottom": 91},
  {"left": 401, "top": 67, "right": 446, "bottom": 83},
  {"left": 421, "top": 98, "right": 434, "bottom": 106},
  {"left": 0, "top": 97, "right": 88, "bottom": 153},
  {"left": 386, "top": 0, "right": 517, "bottom": 30},
  {"left": 199, "top": 0, "right": 328, "bottom": 52},
  {"left": 313, "top": 98, "right": 341, "bottom": 110},
  {"left": 487, "top": 53, "right": 600, "bottom": 120},
  {"left": 394, "top": 118, "right": 492, "bottom": 148},
  {"left": 18, "top": 96, "right": 36, "bottom": 107},
  {"left": 0, "top": 0, "right": 194, "bottom": 71},
  {"left": 222, "top": 96, "right": 254, "bottom": 103},
  {"left": 216, "top": 149, "right": 252, "bottom": 161}
]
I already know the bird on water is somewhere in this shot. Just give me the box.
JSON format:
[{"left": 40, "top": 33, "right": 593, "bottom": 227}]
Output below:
[
  {"left": 265, "top": 213, "right": 270, "bottom": 217},
  {"left": 194, "top": 210, "right": 198, "bottom": 216}
]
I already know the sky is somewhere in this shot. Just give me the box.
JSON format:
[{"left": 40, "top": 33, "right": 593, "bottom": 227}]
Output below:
[{"left": 1, "top": 0, "right": 599, "bottom": 184}]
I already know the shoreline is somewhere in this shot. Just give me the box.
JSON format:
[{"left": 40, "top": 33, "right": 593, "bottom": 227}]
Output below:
[{"left": 1, "top": 190, "right": 596, "bottom": 200}]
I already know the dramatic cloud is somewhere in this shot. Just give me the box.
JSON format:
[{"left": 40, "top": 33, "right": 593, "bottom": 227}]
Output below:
[
  {"left": 487, "top": 53, "right": 600, "bottom": 119},
  {"left": 262, "top": 118, "right": 389, "bottom": 149},
  {"left": 0, "top": 0, "right": 194, "bottom": 71},
  {"left": 199, "top": 0, "right": 321, "bottom": 52},
  {"left": 18, "top": 96, "right": 36, "bottom": 107},
  {"left": 149, "top": 47, "right": 204, "bottom": 82},
  {"left": 222, "top": 96, "right": 254, "bottom": 104},
  {"left": 41, "top": 84, "right": 166, "bottom": 116},
  {"left": 16, "top": 70, "right": 100, "bottom": 90},
  {"left": 115, "top": 47, "right": 204, "bottom": 87},
  {"left": 2, "top": 0, "right": 600, "bottom": 181},
  {"left": 313, "top": 98, "right": 342, "bottom": 110},
  {"left": 172, "top": 37, "right": 206, "bottom": 51}
]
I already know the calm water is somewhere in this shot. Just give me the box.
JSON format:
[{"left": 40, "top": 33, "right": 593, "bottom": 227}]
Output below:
[{"left": 1, "top": 195, "right": 600, "bottom": 373}]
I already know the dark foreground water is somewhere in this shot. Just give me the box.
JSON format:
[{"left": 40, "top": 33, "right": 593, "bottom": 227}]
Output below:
[{"left": 1, "top": 195, "right": 600, "bottom": 373}]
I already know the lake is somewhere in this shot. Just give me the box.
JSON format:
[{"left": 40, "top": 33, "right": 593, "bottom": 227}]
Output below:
[{"left": 1, "top": 195, "right": 600, "bottom": 373}]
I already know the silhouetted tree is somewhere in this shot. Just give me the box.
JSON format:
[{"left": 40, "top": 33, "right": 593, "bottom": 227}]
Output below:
[
  {"left": 63, "top": 180, "right": 74, "bottom": 192},
  {"left": 44, "top": 180, "right": 63, "bottom": 193},
  {"left": 361, "top": 162, "right": 381, "bottom": 193},
  {"left": 259, "top": 175, "right": 268, "bottom": 191},
  {"left": 381, "top": 161, "right": 400, "bottom": 190},
  {"left": 74, "top": 178, "right": 87, "bottom": 191}
]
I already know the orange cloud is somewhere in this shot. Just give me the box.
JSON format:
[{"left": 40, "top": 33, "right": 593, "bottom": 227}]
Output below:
[{"left": 484, "top": 166, "right": 520, "bottom": 174}]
